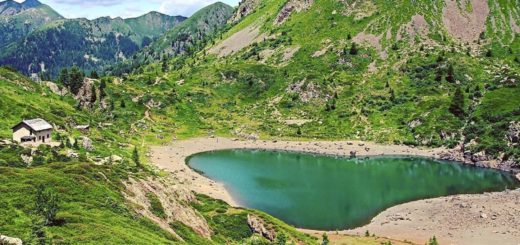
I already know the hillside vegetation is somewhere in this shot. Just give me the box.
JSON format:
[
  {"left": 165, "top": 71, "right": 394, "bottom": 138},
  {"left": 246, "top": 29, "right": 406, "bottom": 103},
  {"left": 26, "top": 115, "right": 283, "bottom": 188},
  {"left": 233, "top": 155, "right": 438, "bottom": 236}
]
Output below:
[
  {"left": 0, "top": 0, "right": 188, "bottom": 78},
  {"left": 122, "top": 0, "right": 520, "bottom": 165},
  {"left": 0, "top": 66, "right": 322, "bottom": 244},
  {"left": 0, "top": 0, "right": 519, "bottom": 244}
]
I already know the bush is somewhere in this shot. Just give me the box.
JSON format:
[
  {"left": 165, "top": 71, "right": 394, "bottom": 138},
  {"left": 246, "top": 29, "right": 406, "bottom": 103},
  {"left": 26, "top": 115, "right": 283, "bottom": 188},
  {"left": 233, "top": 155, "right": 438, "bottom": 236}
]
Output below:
[
  {"left": 449, "top": 87, "right": 465, "bottom": 118},
  {"left": 212, "top": 214, "right": 253, "bottom": 241},
  {"left": 146, "top": 192, "right": 166, "bottom": 219},
  {"left": 35, "top": 185, "right": 60, "bottom": 226}
]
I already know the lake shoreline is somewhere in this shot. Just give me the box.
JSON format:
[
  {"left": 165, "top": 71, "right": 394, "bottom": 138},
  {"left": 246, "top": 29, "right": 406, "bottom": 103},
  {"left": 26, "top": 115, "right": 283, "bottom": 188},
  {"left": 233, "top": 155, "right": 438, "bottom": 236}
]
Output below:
[{"left": 149, "top": 137, "right": 520, "bottom": 245}]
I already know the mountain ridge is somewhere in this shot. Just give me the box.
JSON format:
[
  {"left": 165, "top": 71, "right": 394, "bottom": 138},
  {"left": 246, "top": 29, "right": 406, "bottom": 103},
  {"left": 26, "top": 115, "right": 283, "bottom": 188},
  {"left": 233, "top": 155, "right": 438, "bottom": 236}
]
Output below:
[{"left": 0, "top": 1, "right": 188, "bottom": 77}]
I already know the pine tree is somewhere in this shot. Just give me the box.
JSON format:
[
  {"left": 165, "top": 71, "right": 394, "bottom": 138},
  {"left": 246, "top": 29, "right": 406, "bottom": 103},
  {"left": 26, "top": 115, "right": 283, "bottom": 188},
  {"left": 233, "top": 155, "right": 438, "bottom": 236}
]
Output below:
[
  {"left": 58, "top": 68, "right": 69, "bottom": 86},
  {"left": 446, "top": 64, "right": 455, "bottom": 83},
  {"left": 485, "top": 49, "right": 493, "bottom": 57},
  {"left": 321, "top": 233, "right": 329, "bottom": 245},
  {"left": 449, "top": 87, "right": 465, "bottom": 118},
  {"left": 29, "top": 218, "right": 47, "bottom": 245},
  {"left": 120, "top": 99, "right": 126, "bottom": 108},
  {"left": 69, "top": 66, "right": 84, "bottom": 94},
  {"left": 162, "top": 61, "right": 168, "bottom": 72}
]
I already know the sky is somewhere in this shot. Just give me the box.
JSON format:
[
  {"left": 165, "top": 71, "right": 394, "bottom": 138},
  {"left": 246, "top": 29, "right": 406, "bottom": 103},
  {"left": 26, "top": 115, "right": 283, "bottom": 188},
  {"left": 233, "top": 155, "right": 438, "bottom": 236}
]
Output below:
[{"left": 13, "top": 0, "right": 240, "bottom": 19}]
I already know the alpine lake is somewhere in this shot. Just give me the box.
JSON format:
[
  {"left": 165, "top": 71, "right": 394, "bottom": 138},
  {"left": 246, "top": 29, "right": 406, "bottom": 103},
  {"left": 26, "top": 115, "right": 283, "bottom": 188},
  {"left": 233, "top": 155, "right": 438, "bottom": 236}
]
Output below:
[{"left": 188, "top": 149, "right": 520, "bottom": 230}]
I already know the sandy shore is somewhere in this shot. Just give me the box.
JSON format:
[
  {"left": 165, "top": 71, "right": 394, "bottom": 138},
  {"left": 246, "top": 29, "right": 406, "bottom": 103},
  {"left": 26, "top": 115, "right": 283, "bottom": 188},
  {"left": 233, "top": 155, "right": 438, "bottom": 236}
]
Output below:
[{"left": 149, "top": 137, "right": 520, "bottom": 245}]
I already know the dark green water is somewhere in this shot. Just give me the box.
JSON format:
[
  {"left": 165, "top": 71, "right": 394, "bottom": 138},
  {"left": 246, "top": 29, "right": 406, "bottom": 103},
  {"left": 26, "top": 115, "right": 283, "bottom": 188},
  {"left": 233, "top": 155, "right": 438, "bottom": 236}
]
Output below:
[{"left": 187, "top": 150, "right": 520, "bottom": 230}]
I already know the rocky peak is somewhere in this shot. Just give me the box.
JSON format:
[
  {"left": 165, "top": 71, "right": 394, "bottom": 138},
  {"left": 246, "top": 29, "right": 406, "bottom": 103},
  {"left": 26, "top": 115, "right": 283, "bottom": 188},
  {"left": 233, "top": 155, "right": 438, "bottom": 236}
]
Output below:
[{"left": 228, "top": 0, "right": 260, "bottom": 24}]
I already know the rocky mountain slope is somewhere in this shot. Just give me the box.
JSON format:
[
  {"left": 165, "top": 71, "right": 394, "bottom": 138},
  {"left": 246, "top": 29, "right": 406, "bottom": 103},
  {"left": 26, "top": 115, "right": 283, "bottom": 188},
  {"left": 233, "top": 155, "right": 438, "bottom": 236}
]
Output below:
[
  {"left": 123, "top": 0, "right": 519, "bottom": 168},
  {"left": 0, "top": 1, "right": 186, "bottom": 78},
  {"left": 106, "top": 2, "right": 234, "bottom": 76}
]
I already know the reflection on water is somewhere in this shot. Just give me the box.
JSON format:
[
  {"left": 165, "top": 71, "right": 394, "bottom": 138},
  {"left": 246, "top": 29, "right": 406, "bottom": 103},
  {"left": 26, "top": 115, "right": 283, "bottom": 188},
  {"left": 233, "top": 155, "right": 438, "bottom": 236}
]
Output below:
[{"left": 188, "top": 150, "right": 520, "bottom": 230}]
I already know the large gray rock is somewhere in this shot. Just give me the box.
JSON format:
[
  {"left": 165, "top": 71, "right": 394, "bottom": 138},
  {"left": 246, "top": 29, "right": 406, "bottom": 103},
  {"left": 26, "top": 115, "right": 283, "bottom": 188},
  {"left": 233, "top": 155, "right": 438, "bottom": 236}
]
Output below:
[
  {"left": 79, "top": 137, "right": 94, "bottom": 151},
  {"left": 74, "top": 78, "right": 98, "bottom": 108},
  {"left": 228, "top": 0, "right": 260, "bottom": 24},
  {"left": 0, "top": 235, "right": 23, "bottom": 245},
  {"left": 507, "top": 121, "right": 519, "bottom": 145}
]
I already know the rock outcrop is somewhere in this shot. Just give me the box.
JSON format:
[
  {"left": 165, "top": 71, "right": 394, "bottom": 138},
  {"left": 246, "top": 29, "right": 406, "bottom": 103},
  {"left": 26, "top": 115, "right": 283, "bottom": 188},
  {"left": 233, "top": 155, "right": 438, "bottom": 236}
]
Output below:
[
  {"left": 247, "top": 214, "right": 276, "bottom": 241},
  {"left": 274, "top": 0, "right": 314, "bottom": 25},
  {"left": 507, "top": 121, "right": 519, "bottom": 146},
  {"left": 74, "top": 78, "right": 98, "bottom": 108},
  {"left": 124, "top": 177, "right": 212, "bottom": 240},
  {"left": 229, "top": 0, "right": 261, "bottom": 24}
]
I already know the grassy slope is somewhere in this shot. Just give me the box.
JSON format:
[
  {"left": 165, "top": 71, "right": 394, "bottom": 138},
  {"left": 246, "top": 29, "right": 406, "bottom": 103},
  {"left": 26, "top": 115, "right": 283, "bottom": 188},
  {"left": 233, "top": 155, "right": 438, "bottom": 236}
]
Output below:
[
  {"left": 0, "top": 67, "right": 322, "bottom": 244},
  {"left": 124, "top": 0, "right": 519, "bottom": 160},
  {"left": 0, "top": 162, "right": 178, "bottom": 244}
]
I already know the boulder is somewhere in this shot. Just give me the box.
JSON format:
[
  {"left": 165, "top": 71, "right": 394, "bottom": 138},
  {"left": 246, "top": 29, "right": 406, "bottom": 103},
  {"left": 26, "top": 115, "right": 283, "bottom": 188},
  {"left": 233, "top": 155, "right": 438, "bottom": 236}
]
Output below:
[
  {"left": 67, "top": 150, "right": 79, "bottom": 158},
  {"left": 247, "top": 214, "right": 276, "bottom": 241},
  {"left": 79, "top": 137, "right": 94, "bottom": 151},
  {"left": 0, "top": 235, "right": 23, "bottom": 245},
  {"left": 46, "top": 82, "right": 67, "bottom": 96},
  {"left": 21, "top": 154, "right": 32, "bottom": 165},
  {"left": 350, "top": 151, "right": 357, "bottom": 158},
  {"left": 74, "top": 78, "right": 98, "bottom": 108},
  {"left": 506, "top": 121, "right": 519, "bottom": 145}
]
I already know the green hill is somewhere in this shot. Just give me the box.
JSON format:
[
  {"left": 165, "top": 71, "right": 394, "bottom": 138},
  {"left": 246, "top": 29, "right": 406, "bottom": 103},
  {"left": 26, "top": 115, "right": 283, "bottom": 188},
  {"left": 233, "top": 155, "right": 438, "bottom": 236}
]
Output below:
[
  {"left": 0, "top": 4, "right": 186, "bottom": 78},
  {"left": 106, "top": 2, "right": 234, "bottom": 75},
  {"left": 124, "top": 0, "right": 519, "bottom": 164},
  {"left": 0, "top": 0, "right": 63, "bottom": 48},
  {"left": 0, "top": 64, "right": 320, "bottom": 245},
  {"left": 0, "top": 0, "right": 519, "bottom": 244}
]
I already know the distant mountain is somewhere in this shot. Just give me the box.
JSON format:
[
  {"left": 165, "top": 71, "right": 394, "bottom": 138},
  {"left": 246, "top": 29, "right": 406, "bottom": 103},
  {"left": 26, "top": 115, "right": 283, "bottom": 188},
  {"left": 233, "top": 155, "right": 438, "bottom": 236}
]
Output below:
[
  {"left": 0, "top": 8, "right": 186, "bottom": 77},
  {"left": 0, "top": 0, "right": 63, "bottom": 47},
  {"left": 106, "top": 2, "right": 234, "bottom": 75}
]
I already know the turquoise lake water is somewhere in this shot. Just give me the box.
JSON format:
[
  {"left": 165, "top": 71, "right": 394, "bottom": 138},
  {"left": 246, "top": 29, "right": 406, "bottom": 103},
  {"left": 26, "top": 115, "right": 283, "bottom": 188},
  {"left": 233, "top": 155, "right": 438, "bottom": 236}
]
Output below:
[{"left": 187, "top": 150, "right": 520, "bottom": 230}]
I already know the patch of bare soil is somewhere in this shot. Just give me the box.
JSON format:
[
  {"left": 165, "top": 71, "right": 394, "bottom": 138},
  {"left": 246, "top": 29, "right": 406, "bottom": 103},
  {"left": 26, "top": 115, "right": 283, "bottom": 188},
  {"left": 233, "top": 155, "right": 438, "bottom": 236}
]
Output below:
[
  {"left": 209, "top": 25, "right": 266, "bottom": 57},
  {"left": 353, "top": 32, "right": 386, "bottom": 58},
  {"left": 442, "top": 0, "right": 490, "bottom": 43},
  {"left": 346, "top": 189, "right": 520, "bottom": 245},
  {"left": 398, "top": 14, "right": 430, "bottom": 41},
  {"left": 286, "top": 79, "right": 324, "bottom": 102},
  {"left": 282, "top": 46, "right": 301, "bottom": 62},
  {"left": 124, "top": 177, "right": 212, "bottom": 240},
  {"left": 274, "top": 0, "right": 314, "bottom": 25}
]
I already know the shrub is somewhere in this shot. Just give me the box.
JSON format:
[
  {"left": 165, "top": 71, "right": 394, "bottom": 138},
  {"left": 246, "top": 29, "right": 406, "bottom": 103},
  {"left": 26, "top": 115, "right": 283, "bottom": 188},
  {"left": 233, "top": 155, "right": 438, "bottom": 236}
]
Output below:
[
  {"left": 35, "top": 185, "right": 60, "bottom": 226},
  {"left": 449, "top": 87, "right": 465, "bottom": 118},
  {"left": 146, "top": 192, "right": 166, "bottom": 219}
]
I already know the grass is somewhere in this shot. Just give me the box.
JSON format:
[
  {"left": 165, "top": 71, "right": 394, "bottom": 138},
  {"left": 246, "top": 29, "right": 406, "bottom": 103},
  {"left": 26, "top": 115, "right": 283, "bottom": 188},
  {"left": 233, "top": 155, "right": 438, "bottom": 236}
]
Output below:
[
  {"left": 0, "top": 0, "right": 519, "bottom": 243},
  {"left": 0, "top": 162, "right": 178, "bottom": 244}
]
